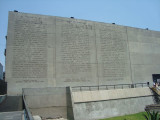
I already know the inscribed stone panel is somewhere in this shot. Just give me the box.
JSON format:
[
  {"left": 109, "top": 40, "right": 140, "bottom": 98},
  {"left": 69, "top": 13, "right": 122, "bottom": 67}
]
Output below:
[
  {"left": 95, "top": 23, "right": 131, "bottom": 84},
  {"left": 6, "top": 12, "right": 57, "bottom": 95},
  {"left": 55, "top": 18, "right": 98, "bottom": 86}
]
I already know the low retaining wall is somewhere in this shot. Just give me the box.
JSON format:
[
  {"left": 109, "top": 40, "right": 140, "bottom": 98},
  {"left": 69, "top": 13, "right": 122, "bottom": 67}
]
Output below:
[
  {"left": 22, "top": 87, "right": 155, "bottom": 120},
  {"left": 72, "top": 87, "right": 155, "bottom": 120},
  {"left": 72, "top": 87, "right": 152, "bottom": 103},
  {"left": 23, "top": 87, "right": 74, "bottom": 119}
]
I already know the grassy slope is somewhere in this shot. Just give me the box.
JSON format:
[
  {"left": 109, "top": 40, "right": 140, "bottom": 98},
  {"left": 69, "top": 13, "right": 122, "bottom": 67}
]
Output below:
[{"left": 100, "top": 112, "right": 147, "bottom": 120}]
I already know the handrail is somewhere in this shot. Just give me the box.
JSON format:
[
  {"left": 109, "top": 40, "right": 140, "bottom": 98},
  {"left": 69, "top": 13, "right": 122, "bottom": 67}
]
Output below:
[
  {"left": 145, "top": 104, "right": 160, "bottom": 112},
  {"left": 22, "top": 90, "right": 34, "bottom": 120},
  {"left": 72, "top": 82, "right": 149, "bottom": 91}
]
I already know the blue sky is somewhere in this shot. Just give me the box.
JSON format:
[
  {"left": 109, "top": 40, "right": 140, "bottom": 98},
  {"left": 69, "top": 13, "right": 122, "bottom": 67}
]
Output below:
[{"left": 0, "top": 0, "right": 160, "bottom": 71}]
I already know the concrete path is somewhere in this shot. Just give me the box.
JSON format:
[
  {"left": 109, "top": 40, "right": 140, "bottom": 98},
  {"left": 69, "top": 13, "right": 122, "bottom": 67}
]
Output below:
[
  {"left": 0, "top": 96, "right": 23, "bottom": 112},
  {"left": 0, "top": 111, "right": 23, "bottom": 120}
]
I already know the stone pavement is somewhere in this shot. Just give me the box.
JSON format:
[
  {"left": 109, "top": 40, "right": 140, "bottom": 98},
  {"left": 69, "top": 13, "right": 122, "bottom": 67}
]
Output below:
[{"left": 0, "top": 111, "right": 23, "bottom": 120}]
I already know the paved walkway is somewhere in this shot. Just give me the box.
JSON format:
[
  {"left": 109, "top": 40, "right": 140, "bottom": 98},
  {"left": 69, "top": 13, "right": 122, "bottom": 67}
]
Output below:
[
  {"left": 0, "top": 111, "right": 23, "bottom": 120},
  {"left": 0, "top": 96, "right": 22, "bottom": 112}
]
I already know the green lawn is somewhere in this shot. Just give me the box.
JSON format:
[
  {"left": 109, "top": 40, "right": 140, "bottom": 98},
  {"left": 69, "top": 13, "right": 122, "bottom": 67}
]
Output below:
[{"left": 100, "top": 112, "right": 147, "bottom": 120}]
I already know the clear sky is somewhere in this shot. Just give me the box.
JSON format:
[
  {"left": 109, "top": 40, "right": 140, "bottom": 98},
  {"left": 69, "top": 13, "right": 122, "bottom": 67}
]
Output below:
[{"left": 0, "top": 0, "right": 160, "bottom": 71}]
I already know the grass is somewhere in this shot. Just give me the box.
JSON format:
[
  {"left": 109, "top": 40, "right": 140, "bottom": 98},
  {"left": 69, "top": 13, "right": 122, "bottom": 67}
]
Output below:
[{"left": 100, "top": 112, "right": 147, "bottom": 120}]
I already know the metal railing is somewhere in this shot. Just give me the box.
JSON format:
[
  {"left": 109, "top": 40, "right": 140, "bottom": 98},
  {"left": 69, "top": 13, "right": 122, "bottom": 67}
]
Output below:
[
  {"left": 22, "top": 90, "right": 34, "bottom": 120},
  {"left": 72, "top": 82, "right": 149, "bottom": 92}
]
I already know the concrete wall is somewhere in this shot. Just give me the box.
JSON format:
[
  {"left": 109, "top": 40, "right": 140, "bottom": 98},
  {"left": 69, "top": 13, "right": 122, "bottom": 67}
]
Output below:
[
  {"left": 74, "top": 96, "right": 154, "bottom": 120},
  {"left": 72, "top": 87, "right": 152, "bottom": 103},
  {"left": 127, "top": 27, "right": 160, "bottom": 83},
  {"left": 6, "top": 12, "right": 160, "bottom": 95},
  {"left": 72, "top": 87, "right": 155, "bottom": 120},
  {"left": 23, "top": 87, "right": 74, "bottom": 119}
]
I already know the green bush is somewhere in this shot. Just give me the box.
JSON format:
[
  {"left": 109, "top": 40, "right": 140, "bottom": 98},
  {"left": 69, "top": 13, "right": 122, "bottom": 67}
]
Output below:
[{"left": 143, "top": 111, "right": 159, "bottom": 120}]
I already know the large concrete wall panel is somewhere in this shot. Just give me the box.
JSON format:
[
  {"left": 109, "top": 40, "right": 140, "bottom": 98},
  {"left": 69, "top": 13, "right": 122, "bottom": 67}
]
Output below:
[
  {"left": 6, "top": 12, "right": 56, "bottom": 95},
  {"left": 127, "top": 27, "right": 160, "bottom": 83},
  {"left": 55, "top": 17, "right": 98, "bottom": 87},
  {"left": 6, "top": 12, "right": 160, "bottom": 95},
  {"left": 95, "top": 23, "right": 132, "bottom": 85}
]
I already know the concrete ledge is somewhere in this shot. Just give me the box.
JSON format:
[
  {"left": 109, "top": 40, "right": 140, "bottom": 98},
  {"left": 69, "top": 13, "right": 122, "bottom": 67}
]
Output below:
[{"left": 72, "top": 87, "right": 153, "bottom": 103}]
